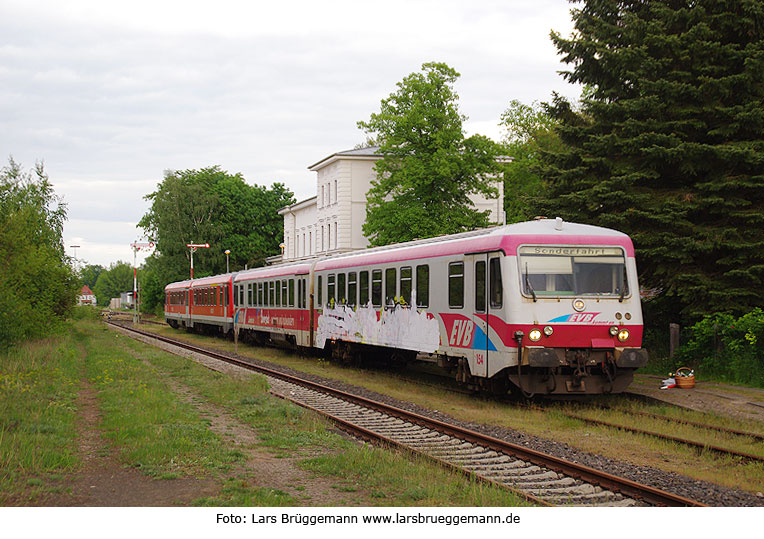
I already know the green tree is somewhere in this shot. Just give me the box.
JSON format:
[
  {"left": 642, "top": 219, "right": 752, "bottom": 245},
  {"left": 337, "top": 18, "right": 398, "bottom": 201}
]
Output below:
[
  {"left": 358, "top": 62, "right": 504, "bottom": 246},
  {"left": 499, "top": 99, "right": 564, "bottom": 222},
  {"left": 537, "top": 0, "right": 764, "bottom": 320},
  {"left": 93, "top": 262, "right": 134, "bottom": 307},
  {"left": 0, "top": 157, "right": 77, "bottom": 346},
  {"left": 78, "top": 263, "right": 105, "bottom": 289},
  {"left": 139, "top": 166, "right": 294, "bottom": 300}
]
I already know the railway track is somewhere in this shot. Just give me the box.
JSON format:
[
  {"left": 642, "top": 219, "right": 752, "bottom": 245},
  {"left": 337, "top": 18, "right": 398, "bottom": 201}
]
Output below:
[
  {"left": 109, "top": 320, "right": 707, "bottom": 507},
  {"left": 526, "top": 403, "right": 764, "bottom": 464}
]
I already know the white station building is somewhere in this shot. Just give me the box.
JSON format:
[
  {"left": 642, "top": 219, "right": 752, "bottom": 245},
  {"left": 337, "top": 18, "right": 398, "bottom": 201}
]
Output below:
[{"left": 277, "top": 147, "right": 507, "bottom": 262}]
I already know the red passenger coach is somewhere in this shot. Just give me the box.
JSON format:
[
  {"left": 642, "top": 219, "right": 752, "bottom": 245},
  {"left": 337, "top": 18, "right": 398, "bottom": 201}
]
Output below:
[
  {"left": 232, "top": 262, "right": 313, "bottom": 347},
  {"left": 164, "top": 275, "right": 234, "bottom": 333},
  {"left": 164, "top": 280, "right": 191, "bottom": 329}
]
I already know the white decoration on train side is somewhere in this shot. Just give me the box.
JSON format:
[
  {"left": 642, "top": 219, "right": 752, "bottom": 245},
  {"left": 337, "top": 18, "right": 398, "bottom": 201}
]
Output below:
[{"left": 316, "top": 294, "right": 440, "bottom": 353}]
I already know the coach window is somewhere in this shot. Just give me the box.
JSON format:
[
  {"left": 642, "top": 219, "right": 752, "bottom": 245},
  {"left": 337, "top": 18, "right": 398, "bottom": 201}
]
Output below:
[
  {"left": 490, "top": 257, "right": 503, "bottom": 308},
  {"left": 275, "top": 280, "right": 281, "bottom": 306},
  {"left": 270, "top": 281, "right": 276, "bottom": 306},
  {"left": 247, "top": 284, "right": 252, "bottom": 306},
  {"left": 337, "top": 273, "right": 346, "bottom": 304},
  {"left": 327, "top": 274, "right": 335, "bottom": 306},
  {"left": 385, "top": 268, "right": 397, "bottom": 305},
  {"left": 372, "top": 270, "right": 382, "bottom": 306},
  {"left": 282, "top": 281, "right": 288, "bottom": 306},
  {"left": 297, "top": 280, "right": 303, "bottom": 308},
  {"left": 318, "top": 275, "right": 322, "bottom": 306},
  {"left": 416, "top": 265, "right": 429, "bottom": 307},
  {"left": 359, "top": 271, "right": 369, "bottom": 306},
  {"left": 288, "top": 279, "right": 295, "bottom": 307},
  {"left": 348, "top": 272, "right": 357, "bottom": 307},
  {"left": 475, "top": 260, "right": 486, "bottom": 313},
  {"left": 400, "top": 267, "right": 412, "bottom": 305},
  {"left": 449, "top": 262, "right": 464, "bottom": 308},
  {"left": 302, "top": 278, "right": 307, "bottom": 308}
]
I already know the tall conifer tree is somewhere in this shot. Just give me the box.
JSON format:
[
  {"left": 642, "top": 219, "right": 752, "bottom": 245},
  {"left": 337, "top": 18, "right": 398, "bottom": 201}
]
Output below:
[{"left": 539, "top": 0, "right": 764, "bottom": 319}]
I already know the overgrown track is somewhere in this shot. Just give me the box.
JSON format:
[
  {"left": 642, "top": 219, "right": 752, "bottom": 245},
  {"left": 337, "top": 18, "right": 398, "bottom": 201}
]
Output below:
[
  {"left": 108, "top": 321, "right": 707, "bottom": 507},
  {"left": 526, "top": 402, "right": 764, "bottom": 464}
]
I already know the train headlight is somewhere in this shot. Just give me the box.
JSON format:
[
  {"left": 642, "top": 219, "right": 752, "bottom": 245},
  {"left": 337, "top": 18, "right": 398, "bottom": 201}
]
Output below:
[
  {"left": 572, "top": 299, "right": 586, "bottom": 312},
  {"left": 617, "top": 329, "right": 630, "bottom": 342},
  {"left": 543, "top": 325, "right": 554, "bottom": 337},
  {"left": 528, "top": 328, "right": 542, "bottom": 342},
  {"left": 609, "top": 326, "right": 619, "bottom": 337}
]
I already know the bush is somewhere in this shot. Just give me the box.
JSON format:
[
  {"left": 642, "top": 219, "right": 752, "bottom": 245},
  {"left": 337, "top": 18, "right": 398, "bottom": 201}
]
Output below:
[{"left": 674, "top": 309, "right": 764, "bottom": 387}]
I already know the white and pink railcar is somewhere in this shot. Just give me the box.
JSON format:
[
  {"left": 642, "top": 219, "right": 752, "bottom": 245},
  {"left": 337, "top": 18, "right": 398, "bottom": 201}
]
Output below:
[{"left": 166, "top": 219, "right": 648, "bottom": 395}]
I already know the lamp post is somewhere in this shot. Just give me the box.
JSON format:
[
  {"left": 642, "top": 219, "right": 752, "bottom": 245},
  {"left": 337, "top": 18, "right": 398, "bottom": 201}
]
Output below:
[
  {"left": 225, "top": 249, "right": 231, "bottom": 273},
  {"left": 186, "top": 243, "right": 210, "bottom": 279}
]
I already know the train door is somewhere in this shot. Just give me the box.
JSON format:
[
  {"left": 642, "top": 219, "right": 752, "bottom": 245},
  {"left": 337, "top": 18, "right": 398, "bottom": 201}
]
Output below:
[
  {"left": 296, "top": 275, "right": 308, "bottom": 346},
  {"left": 465, "top": 253, "right": 489, "bottom": 378}
]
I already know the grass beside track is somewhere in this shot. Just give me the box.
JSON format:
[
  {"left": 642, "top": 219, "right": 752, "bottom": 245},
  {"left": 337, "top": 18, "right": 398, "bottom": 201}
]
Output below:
[
  {"left": 0, "top": 319, "right": 531, "bottom": 506},
  {"left": 143, "top": 323, "right": 764, "bottom": 495}
]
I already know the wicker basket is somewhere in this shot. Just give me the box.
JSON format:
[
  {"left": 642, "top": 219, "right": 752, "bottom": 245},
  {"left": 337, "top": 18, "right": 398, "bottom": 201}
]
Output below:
[{"left": 674, "top": 367, "right": 695, "bottom": 389}]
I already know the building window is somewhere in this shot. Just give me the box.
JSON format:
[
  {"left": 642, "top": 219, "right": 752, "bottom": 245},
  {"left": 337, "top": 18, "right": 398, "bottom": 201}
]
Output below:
[{"left": 334, "top": 179, "right": 338, "bottom": 204}]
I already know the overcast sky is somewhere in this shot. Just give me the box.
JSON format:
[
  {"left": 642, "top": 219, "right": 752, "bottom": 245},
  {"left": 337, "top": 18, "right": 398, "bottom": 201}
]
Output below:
[{"left": 1, "top": 0, "right": 580, "bottom": 268}]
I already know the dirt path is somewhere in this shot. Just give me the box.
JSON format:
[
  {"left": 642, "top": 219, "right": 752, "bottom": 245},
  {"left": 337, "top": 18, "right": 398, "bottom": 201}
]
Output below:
[
  {"left": 631, "top": 374, "right": 764, "bottom": 423},
  {"left": 124, "top": 347, "right": 374, "bottom": 506}
]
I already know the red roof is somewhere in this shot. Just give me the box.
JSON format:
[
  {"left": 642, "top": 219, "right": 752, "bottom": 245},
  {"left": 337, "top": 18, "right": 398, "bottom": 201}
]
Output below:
[{"left": 80, "top": 285, "right": 94, "bottom": 295}]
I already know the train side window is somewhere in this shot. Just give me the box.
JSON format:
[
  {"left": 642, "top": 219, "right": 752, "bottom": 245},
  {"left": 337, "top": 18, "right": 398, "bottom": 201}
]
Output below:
[
  {"left": 318, "top": 275, "right": 323, "bottom": 307},
  {"left": 385, "top": 268, "right": 396, "bottom": 305},
  {"left": 490, "top": 257, "right": 503, "bottom": 308},
  {"left": 400, "top": 267, "right": 412, "bottom": 305},
  {"left": 288, "top": 279, "right": 295, "bottom": 307},
  {"left": 475, "top": 260, "right": 486, "bottom": 313},
  {"left": 337, "top": 273, "right": 346, "bottom": 304},
  {"left": 282, "top": 280, "right": 288, "bottom": 306},
  {"left": 449, "top": 262, "right": 464, "bottom": 308},
  {"left": 371, "top": 269, "right": 382, "bottom": 307},
  {"left": 247, "top": 284, "right": 252, "bottom": 306},
  {"left": 233, "top": 285, "right": 237, "bottom": 307},
  {"left": 270, "top": 281, "right": 276, "bottom": 306},
  {"left": 275, "top": 279, "right": 281, "bottom": 306},
  {"left": 348, "top": 272, "right": 357, "bottom": 307},
  {"left": 301, "top": 278, "right": 307, "bottom": 308},
  {"left": 416, "top": 265, "right": 429, "bottom": 307},
  {"left": 297, "top": 279, "right": 303, "bottom": 308},
  {"left": 359, "top": 271, "right": 369, "bottom": 306},
  {"left": 327, "top": 274, "right": 335, "bottom": 306}
]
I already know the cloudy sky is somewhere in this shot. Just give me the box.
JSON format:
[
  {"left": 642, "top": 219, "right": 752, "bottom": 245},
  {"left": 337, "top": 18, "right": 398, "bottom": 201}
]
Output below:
[{"left": 1, "top": 0, "right": 580, "bottom": 268}]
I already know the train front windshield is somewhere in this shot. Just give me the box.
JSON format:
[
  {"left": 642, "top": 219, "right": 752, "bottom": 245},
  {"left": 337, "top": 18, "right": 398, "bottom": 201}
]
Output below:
[{"left": 519, "top": 246, "right": 629, "bottom": 297}]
